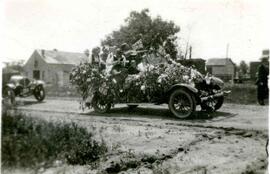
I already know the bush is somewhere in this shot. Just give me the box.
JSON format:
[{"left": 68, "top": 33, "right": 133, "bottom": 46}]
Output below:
[
  {"left": 2, "top": 111, "right": 107, "bottom": 167},
  {"left": 224, "top": 83, "right": 257, "bottom": 104}
]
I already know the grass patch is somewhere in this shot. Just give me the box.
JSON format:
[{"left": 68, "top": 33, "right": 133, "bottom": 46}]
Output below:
[
  {"left": 2, "top": 110, "right": 107, "bottom": 167},
  {"left": 224, "top": 83, "right": 258, "bottom": 104},
  {"left": 45, "top": 85, "right": 79, "bottom": 98}
]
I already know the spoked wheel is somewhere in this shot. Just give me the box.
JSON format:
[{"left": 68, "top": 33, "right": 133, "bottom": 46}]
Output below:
[
  {"left": 201, "top": 99, "right": 217, "bottom": 112},
  {"left": 92, "top": 95, "right": 111, "bottom": 113},
  {"left": 169, "top": 89, "right": 196, "bottom": 119},
  {"left": 201, "top": 87, "right": 224, "bottom": 111},
  {"left": 2, "top": 87, "right": 15, "bottom": 105},
  {"left": 201, "top": 96, "right": 224, "bottom": 112},
  {"left": 213, "top": 96, "right": 224, "bottom": 111},
  {"left": 34, "top": 85, "right": 46, "bottom": 102},
  {"left": 213, "top": 86, "right": 224, "bottom": 111}
]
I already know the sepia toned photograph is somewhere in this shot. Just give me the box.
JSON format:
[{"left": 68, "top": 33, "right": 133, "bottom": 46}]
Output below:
[{"left": 1, "top": 0, "right": 269, "bottom": 173}]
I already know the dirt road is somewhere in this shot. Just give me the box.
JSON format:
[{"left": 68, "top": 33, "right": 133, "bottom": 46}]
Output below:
[{"left": 8, "top": 97, "right": 269, "bottom": 174}]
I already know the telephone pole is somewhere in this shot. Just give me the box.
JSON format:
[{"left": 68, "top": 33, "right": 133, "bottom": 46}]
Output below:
[
  {"left": 226, "top": 43, "right": 230, "bottom": 58},
  {"left": 189, "top": 46, "right": 192, "bottom": 59}
]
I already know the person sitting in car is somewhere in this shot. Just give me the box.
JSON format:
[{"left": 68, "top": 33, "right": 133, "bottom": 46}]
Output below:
[
  {"left": 128, "top": 60, "right": 140, "bottom": 75},
  {"left": 109, "top": 50, "right": 128, "bottom": 93}
]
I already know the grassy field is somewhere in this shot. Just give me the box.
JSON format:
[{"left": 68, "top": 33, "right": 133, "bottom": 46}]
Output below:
[
  {"left": 1, "top": 109, "right": 107, "bottom": 168},
  {"left": 45, "top": 85, "right": 80, "bottom": 98},
  {"left": 224, "top": 83, "right": 258, "bottom": 104}
]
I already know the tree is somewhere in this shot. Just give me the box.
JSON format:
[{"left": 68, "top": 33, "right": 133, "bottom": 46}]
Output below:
[
  {"left": 239, "top": 60, "right": 248, "bottom": 75},
  {"left": 101, "top": 9, "right": 180, "bottom": 59},
  {"left": 4, "top": 60, "right": 24, "bottom": 73}
]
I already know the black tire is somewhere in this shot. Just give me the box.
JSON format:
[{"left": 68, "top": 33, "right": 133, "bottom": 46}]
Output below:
[
  {"left": 34, "top": 85, "right": 45, "bottom": 102},
  {"left": 168, "top": 88, "right": 196, "bottom": 118},
  {"left": 213, "top": 86, "right": 224, "bottom": 111},
  {"left": 92, "top": 95, "right": 111, "bottom": 113},
  {"left": 3, "top": 87, "right": 15, "bottom": 105},
  {"left": 127, "top": 104, "right": 138, "bottom": 110},
  {"left": 201, "top": 84, "right": 224, "bottom": 111},
  {"left": 214, "top": 96, "right": 224, "bottom": 111}
]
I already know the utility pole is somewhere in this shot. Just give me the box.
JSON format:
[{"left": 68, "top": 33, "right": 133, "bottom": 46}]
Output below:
[
  {"left": 226, "top": 43, "right": 230, "bottom": 58},
  {"left": 226, "top": 43, "right": 234, "bottom": 84},
  {"left": 184, "top": 41, "right": 189, "bottom": 59},
  {"left": 189, "top": 46, "right": 192, "bottom": 59}
]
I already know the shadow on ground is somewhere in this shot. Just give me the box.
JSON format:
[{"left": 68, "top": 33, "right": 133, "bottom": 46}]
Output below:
[
  {"left": 15, "top": 100, "right": 45, "bottom": 106},
  {"left": 84, "top": 105, "right": 237, "bottom": 122}
]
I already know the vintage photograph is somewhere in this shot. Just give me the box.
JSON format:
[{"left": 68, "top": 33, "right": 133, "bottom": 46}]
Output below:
[{"left": 1, "top": 0, "right": 269, "bottom": 173}]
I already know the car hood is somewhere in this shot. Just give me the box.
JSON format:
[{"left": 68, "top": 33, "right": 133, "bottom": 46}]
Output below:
[{"left": 210, "top": 76, "right": 224, "bottom": 87}]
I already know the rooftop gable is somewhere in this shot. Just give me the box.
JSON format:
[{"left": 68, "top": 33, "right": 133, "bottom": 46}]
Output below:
[
  {"left": 206, "top": 58, "right": 234, "bottom": 66},
  {"left": 36, "top": 49, "right": 88, "bottom": 65}
]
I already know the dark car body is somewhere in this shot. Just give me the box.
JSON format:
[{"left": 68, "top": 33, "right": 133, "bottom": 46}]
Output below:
[
  {"left": 3, "top": 75, "right": 46, "bottom": 104},
  {"left": 90, "top": 72, "right": 229, "bottom": 119}
]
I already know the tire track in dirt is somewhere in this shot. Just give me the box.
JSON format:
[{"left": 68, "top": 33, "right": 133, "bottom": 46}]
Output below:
[
  {"left": 17, "top": 108, "right": 268, "bottom": 174},
  {"left": 18, "top": 107, "right": 267, "bottom": 136},
  {"left": 92, "top": 127, "right": 267, "bottom": 174}
]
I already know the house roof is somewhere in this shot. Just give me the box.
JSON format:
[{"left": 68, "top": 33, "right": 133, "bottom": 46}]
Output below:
[
  {"left": 36, "top": 49, "right": 88, "bottom": 65},
  {"left": 190, "top": 58, "right": 206, "bottom": 61},
  {"left": 206, "top": 58, "right": 234, "bottom": 66}
]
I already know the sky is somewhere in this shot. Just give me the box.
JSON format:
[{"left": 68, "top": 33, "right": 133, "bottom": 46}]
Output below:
[{"left": 0, "top": 0, "right": 269, "bottom": 65}]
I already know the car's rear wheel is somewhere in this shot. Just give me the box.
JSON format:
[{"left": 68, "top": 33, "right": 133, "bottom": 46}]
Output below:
[
  {"left": 34, "top": 85, "right": 45, "bottom": 102},
  {"left": 127, "top": 104, "right": 138, "bottom": 110},
  {"left": 168, "top": 88, "right": 196, "bottom": 118},
  {"left": 3, "top": 87, "right": 15, "bottom": 105},
  {"left": 92, "top": 95, "right": 111, "bottom": 113}
]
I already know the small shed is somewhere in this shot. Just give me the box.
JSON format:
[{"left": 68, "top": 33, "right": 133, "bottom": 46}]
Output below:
[{"left": 206, "top": 58, "right": 236, "bottom": 82}]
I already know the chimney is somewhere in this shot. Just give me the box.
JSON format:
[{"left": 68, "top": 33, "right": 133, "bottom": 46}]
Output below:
[{"left": 41, "top": 49, "right": 45, "bottom": 57}]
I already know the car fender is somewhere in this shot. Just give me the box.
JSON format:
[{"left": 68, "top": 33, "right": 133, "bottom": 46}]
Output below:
[
  {"left": 210, "top": 76, "right": 224, "bottom": 88},
  {"left": 167, "top": 83, "right": 198, "bottom": 94},
  {"left": 35, "top": 80, "right": 45, "bottom": 86},
  {"left": 5, "top": 83, "right": 16, "bottom": 90},
  {"left": 165, "top": 83, "right": 199, "bottom": 104}
]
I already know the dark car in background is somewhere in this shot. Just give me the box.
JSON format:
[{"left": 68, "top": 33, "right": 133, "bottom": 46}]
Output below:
[{"left": 2, "top": 75, "right": 46, "bottom": 105}]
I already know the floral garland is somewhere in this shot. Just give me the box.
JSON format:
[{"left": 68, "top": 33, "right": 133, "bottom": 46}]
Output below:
[{"left": 70, "top": 59, "right": 203, "bottom": 108}]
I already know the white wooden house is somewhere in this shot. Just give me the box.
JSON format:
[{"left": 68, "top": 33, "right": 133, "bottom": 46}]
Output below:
[
  {"left": 23, "top": 49, "right": 88, "bottom": 87},
  {"left": 206, "top": 58, "right": 236, "bottom": 82}
]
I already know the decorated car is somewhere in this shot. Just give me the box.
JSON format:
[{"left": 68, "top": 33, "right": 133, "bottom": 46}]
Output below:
[
  {"left": 2, "top": 75, "right": 46, "bottom": 105},
  {"left": 71, "top": 54, "right": 230, "bottom": 119}
]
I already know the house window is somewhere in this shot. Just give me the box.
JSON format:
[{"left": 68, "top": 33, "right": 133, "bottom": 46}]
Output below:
[
  {"left": 34, "top": 60, "right": 38, "bottom": 68},
  {"left": 33, "top": 70, "right": 40, "bottom": 80}
]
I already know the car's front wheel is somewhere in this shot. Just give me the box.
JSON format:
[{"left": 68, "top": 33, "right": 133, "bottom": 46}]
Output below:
[
  {"left": 127, "top": 104, "right": 138, "bottom": 110},
  {"left": 168, "top": 88, "right": 196, "bottom": 118},
  {"left": 34, "top": 85, "right": 45, "bottom": 102},
  {"left": 92, "top": 95, "right": 111, "bottom": 113},
  {"left": 201, "top": 86, "right": 224, "bottom": 111}
]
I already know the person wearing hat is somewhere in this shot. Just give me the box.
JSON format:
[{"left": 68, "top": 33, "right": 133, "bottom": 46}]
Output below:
[
  {"left": 256, "top": 57, "right": 269, "bottom": 105},
  {"left": 91, "top": 47, "right": 101, "bottom": 67}
]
